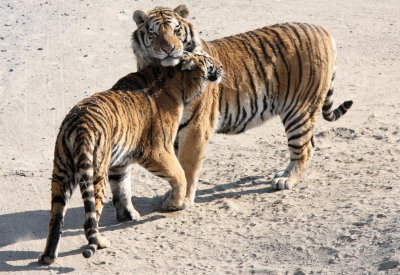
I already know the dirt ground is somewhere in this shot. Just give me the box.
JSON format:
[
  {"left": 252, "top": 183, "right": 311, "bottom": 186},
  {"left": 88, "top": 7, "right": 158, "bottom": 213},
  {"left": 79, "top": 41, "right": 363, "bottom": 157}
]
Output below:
[{"left": 1, "top": 0, "right": 399, "bottom": 274}]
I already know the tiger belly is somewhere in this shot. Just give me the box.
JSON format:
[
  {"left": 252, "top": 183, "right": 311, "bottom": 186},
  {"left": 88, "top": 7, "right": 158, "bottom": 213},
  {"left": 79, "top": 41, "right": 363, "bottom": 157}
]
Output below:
[{"left": 215, "top": 89, "right": 276, "bottom": 135}]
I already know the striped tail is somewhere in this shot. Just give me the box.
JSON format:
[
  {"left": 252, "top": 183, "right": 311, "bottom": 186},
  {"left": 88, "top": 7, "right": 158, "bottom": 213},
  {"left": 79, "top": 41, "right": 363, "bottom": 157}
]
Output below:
[
  {"left": 322, "top": 72, "right": 353, "bottom": 122},
  {"left": 73, "top": 131, "right": 99, "bottom": 258}
]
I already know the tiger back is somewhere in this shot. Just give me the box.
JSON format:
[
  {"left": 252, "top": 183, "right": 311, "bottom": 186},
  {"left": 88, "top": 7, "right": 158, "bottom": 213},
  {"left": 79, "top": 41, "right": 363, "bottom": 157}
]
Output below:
[
  {"left": 131, "top": 6, "right": 353, "bottom": 208},
  {"left": 38, "top": 52, "right": 223, "bottom": 264}
]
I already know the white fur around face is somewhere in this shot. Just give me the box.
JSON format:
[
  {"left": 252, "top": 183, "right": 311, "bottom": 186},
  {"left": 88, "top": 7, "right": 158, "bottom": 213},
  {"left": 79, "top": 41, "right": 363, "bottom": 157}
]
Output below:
[{"left": 161, "top": 57, "right": 180, "bottom": 67}]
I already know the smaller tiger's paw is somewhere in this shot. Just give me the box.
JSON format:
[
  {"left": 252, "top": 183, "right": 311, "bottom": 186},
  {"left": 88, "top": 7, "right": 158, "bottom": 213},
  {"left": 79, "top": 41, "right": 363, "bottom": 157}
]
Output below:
[
  {"left": 161, "top": 190, "right": 183, "bottom": 211},
  {"left": 38, "top": 252, "right": 55, "bottom": 265},
  {"left": 116, "top": 206, "right": 140, "bottom": 222},
  {"left": 97, "top": 236, "right": 110, "bottom": 249},
  {"left": 271, "top": 176, "right": 296, "bottom": 190}
]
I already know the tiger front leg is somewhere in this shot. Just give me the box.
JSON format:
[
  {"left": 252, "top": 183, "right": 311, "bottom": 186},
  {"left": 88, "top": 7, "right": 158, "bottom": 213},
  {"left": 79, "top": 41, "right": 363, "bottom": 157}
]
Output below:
[
  {"left": 145, "top": 152, "right": 187, "bottom": 211},
  {"left": 176, "top": 122, "right": 212, "bottom": 209}
]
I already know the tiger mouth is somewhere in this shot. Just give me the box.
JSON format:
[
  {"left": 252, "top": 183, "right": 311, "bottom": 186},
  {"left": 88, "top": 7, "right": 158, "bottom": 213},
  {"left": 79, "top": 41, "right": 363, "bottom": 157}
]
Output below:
[
  {"left": 160, "top": 56, "right": 180, "bottom": 67},
  {"left": 162, "top": 56, "right": 179, "bottom": 61}
]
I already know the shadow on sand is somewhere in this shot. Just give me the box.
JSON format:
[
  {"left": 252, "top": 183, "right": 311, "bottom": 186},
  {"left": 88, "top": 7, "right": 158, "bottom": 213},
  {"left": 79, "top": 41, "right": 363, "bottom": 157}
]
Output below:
[
  {"left": 196, "top": 175, "right": 274, "bottom": 203},
  {"left": 0, "top": 176, "right": 273, "bottom": 272}
]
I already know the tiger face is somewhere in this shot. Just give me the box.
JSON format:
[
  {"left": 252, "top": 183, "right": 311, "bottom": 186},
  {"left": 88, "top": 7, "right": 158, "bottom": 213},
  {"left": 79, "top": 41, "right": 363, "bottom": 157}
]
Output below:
[
  {"left": 180, "top": 51, "right": 223, "bottom": 84},
  {"left": 132, "top": 5, "right": 201, "bottom": 69}
]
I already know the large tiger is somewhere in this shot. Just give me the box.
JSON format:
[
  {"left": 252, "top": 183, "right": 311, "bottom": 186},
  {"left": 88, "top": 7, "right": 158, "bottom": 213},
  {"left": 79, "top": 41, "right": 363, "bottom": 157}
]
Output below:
[
  {"left": 131, "top": 5, "right": 353, "bottom": 209},
  {"left": 38, "top": 52, "right": 223, "bottom": 265}
]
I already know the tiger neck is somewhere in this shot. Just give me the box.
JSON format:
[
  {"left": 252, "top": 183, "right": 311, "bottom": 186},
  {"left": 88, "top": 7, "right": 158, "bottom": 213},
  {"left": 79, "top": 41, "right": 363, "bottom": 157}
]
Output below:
[{"left": 141, "top": 66, "right": 204, "bottom": 107}]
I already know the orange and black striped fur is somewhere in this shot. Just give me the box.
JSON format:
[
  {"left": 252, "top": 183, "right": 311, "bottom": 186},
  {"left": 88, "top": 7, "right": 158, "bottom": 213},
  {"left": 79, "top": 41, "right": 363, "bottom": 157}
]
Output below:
[
  {"left": 132, "top": 6, "right": 353, "bottom": 208},
  {"left": 132, "top": 5, "right": 201, "bottom": 69},
  {"left": 38, "top": 52, "right": 223, "bottom": 264}
]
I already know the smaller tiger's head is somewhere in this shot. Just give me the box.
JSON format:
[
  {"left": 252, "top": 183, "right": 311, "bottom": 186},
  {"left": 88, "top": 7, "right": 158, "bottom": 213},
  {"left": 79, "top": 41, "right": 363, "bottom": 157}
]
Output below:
[
  {"left": 132, "top": 5, "right": 202, "bottom": 69},
  {"left": 180, "top": 51, "right": 223, "bottom": 84}
]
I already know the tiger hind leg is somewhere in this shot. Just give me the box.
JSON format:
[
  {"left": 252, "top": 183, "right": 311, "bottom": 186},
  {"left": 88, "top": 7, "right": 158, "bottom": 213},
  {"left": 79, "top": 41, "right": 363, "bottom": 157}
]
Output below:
[
  {"left": 109, "top": 165, "right": 140, "bottom": 222},
  {"left": 38, "top": 173, "right": 74, "bottom": 265},
  {"left": 272, "top": 118, "right": 316, "bottom": 190}
]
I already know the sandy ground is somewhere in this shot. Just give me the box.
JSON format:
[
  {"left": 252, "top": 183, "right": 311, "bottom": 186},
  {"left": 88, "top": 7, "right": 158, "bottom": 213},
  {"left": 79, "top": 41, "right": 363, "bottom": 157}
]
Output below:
[{"left": 1, "top": 0, "right": 400, "bottom": 274}]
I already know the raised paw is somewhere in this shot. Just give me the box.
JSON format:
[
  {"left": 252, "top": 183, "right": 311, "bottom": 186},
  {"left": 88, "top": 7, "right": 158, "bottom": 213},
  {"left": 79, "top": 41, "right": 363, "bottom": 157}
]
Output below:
[
  {"left": 38, "top": 252, "right": 55, "bottom": 265},
  {"left": 161, "top": 189, "right": 183, "bottom": 211},
  {"left": 116, "top": 206, "right": 140, "bottom": 222}
]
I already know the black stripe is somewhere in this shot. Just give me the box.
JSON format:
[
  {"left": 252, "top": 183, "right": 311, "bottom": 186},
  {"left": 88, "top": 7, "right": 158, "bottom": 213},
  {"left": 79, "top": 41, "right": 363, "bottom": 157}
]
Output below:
[
  {"left": 82, "top": 190, "right": 94, "bottom": 200},
  {"left": 78, "top": 163, "right": 92, "bottom": 170},
  {"left": 322, "top": 102, "right": 333, "bottom": 111},
  {"left": 86, "top": 230, "right": 98, "bottom": 239},
  {"left": 149, "top": 91, "right": 168, "bottom": 151},
  {"left": 51, "top": 196, "right": 66, "bottom": 206},
  {"left": 288, "top": 143, "right": 306, "bottom": 150},
  {"left": 260, "top": 95, "right": 269, "bottom": 119},
  {"left": 109, "top": 174, "right": 126, "bottom": 182},
  {"left": 284, "top": 23, "right": 319, "bottom": 123},
  {"left": 257, "top": 28, "right": 281, "bottom": 99},
  {"left": 48, "top": 213, "right": 63, "bottom": 243},
  {"left": 234, "top": 88, "right": 241, "bottom": 126},
  {"left": 236, "top": 36, "right": 264, "bottom": 80},
  {"left": 250, "top": 30, "right": 271, "bottom": 98},
  {"left": 238, "top": 70, "right": 259, "bottom": 133},
  {"left": 178, "top": 102, "right": 201, "bottom": 132},
  {"left": 288, "top": 126, "right": 313, "bottom": 142},
  {"left": 327, "top": 88, "right": 334, "bottom": 97},
  {"left": 269, "top": 28, "right": 291, "bottom": 109},
  {"left": 280, "top": 24, "right": 303, "bottom": 113},
  {"left": 139, "top": 89, "right": 154, "bottom": 147},
  {"left": 133, "top": 31, "right": 139, "bottom": 45},
  {"left": 84, "top": 200, "right": 96, "bottom": 213},
  {"left": 285, "top": 111, "right": 306, "bottom": 133},
  {"left": 344, "top": 101, "right": 353, "bottom": 109},
  {"left": 282, "top": 92, "right": 302, "bottom": 125},
  {"left": 61, "top": 135, "right": 75, "bottom": 173},
  {"left": 84, "top": 217, "right": 97, "bottom": 231},
  {"left": 218, "top": 85, "right": 224, "bottom": 114},
  {"left": 338, "top": 104, "right": 346, "bottom": 113},
  {"left": 237, "top": 106, "right": 247, "bottom": 129}
]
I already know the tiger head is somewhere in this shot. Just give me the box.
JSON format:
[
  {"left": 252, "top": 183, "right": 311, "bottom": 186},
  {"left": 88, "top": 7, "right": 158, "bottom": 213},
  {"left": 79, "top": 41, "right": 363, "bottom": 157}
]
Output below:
[
  {"left": 132, "top": 5, "right": 202, "bottom": 69},
  {"left": 176, "top": 51, "right": 222, "bottom": 104},
  {"left": 180, "top": 51, "right": 223, "bottom": 83}
]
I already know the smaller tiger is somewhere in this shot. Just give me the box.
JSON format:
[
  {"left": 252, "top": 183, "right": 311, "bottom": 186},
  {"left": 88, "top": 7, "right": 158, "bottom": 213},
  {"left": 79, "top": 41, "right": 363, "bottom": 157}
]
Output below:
[{"left": 38, "top": 51, "right": 223, "bottom": 265}]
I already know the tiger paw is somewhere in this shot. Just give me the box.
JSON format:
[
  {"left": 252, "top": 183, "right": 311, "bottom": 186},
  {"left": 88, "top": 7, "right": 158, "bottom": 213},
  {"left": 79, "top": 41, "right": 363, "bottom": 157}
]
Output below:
[
  {"left": 38, "top": 252, "right": 55, "bottom": 265},
  {"left": 181, "top": 196, "right": 195, "bottom": 209},
  {"left": 116, "top": 206, "right": 140, "bottom": 222},
  {"left": 271, "top": 170, "right": 298, "bottom": 190},
  {"left": 97, "top": 236, "right": 110, "bottom": 249},
  {"left": 161, "top": 190, "right": 183, "bottom": 211}
]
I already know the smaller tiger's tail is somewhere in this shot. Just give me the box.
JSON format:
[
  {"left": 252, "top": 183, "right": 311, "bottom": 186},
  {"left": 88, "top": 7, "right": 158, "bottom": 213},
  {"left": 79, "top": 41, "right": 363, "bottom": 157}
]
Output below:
[
  {"left": 72, "top": 131, "right": 99, "bottom": 259},
  {"left": 322, "top": 72, "right": 353, "bottom": 122}
]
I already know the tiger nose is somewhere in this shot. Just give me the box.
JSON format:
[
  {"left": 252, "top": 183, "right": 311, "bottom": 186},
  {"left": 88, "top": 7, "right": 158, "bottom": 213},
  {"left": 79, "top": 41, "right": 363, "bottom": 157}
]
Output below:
[{"left": 162, "top": 45, "right": 175, "bottom": 55}]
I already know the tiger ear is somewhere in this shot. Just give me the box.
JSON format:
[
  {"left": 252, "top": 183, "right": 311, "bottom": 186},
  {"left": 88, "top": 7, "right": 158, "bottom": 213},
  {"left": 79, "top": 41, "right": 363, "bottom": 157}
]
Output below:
[
  {"left": 174, "top": 5, "right": 189, "bottom": 18},
  {"left": 133, "top": 10, "right": 148, "bottom": 26}
]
